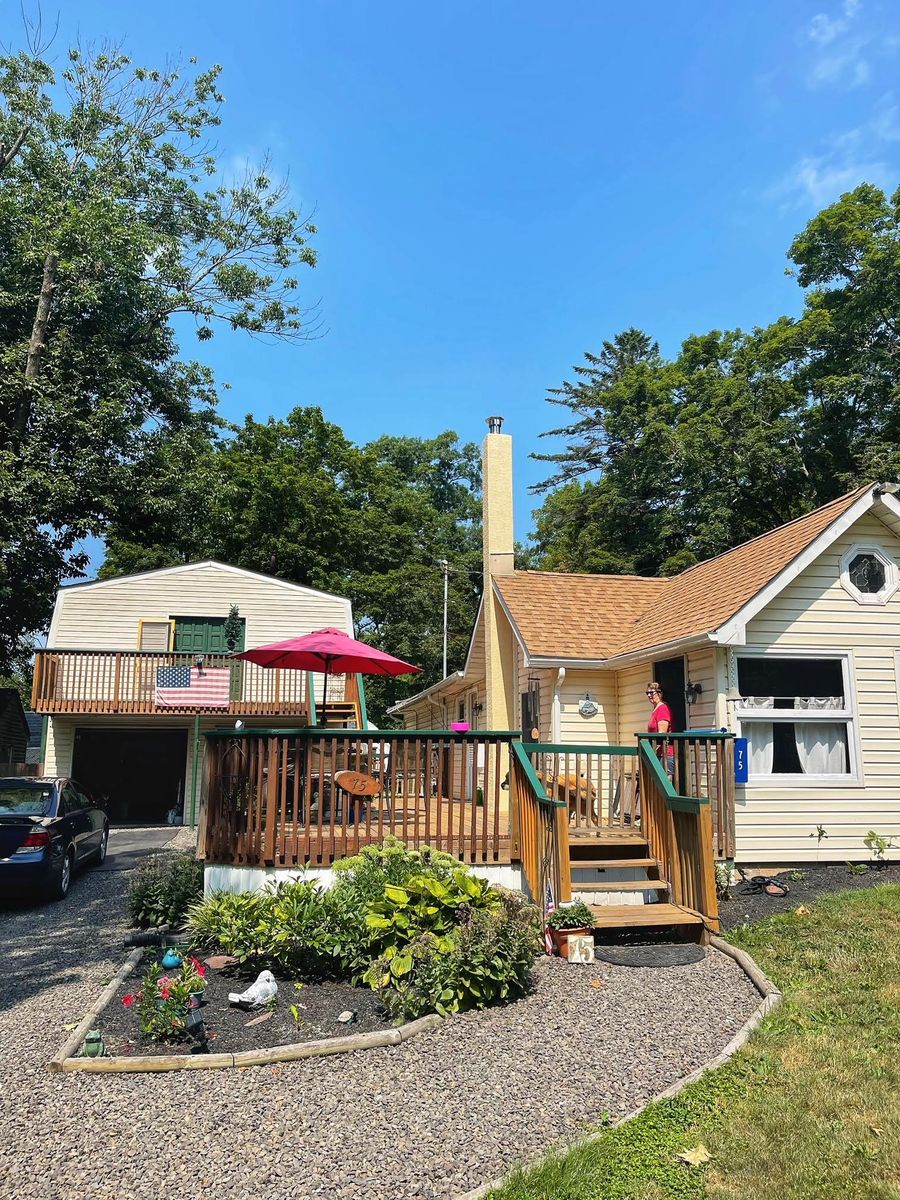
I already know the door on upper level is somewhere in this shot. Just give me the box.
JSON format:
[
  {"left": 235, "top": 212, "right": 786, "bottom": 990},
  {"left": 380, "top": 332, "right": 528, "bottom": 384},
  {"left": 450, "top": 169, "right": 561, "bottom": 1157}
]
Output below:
[{"left": 172, "top": 617, "right": 245, "bottom": 655}]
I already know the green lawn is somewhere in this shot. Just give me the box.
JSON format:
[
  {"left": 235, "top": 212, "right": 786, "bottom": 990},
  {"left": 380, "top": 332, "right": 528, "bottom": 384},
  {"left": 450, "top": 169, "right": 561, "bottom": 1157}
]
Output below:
[{"left": 488, "top": 884, "right": 900, "bottom": 1200}]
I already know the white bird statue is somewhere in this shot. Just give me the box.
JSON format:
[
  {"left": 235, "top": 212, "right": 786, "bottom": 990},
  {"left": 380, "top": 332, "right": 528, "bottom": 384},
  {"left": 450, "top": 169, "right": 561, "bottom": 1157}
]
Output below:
[{"left": 228, "top": 970, "right": 278, "bottom": 1009}]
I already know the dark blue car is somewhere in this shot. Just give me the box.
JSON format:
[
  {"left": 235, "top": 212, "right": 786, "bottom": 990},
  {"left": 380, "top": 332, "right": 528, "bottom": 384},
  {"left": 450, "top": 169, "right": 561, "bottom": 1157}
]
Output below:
[{"left": 0, "top": 778, "right": 109, "bottom": 901}]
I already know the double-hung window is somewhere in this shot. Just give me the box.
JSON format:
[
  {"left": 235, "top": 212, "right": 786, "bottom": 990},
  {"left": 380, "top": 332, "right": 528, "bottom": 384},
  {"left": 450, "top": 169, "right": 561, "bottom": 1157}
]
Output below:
[{"left": 735, "top": 653, "right": 857, "bottom": 782}]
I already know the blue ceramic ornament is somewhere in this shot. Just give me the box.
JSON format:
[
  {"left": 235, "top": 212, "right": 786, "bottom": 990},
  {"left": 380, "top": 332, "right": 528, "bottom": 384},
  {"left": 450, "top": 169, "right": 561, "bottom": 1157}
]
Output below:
[{"left": 161, "top": 948, "right": 182, "bottom": 969}]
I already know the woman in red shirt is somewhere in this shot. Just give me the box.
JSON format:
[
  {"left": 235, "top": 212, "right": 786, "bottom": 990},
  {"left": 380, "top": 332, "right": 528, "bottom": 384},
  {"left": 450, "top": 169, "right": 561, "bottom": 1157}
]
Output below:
[{"left": 646, "top": 681, "right": 676, "bottom": 777}]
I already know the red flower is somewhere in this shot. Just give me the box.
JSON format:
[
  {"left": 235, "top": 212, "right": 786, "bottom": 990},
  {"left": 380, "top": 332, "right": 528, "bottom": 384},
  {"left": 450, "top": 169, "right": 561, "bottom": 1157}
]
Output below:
[
  {"left": 160, "top": 986, "right": 171, "bottom": 1000},
  {"left": 196, "top": 965, "right": 206, "bottom": 978},
  {"left": 122, "top": 994, "right": 135, "bottom": 1008}
]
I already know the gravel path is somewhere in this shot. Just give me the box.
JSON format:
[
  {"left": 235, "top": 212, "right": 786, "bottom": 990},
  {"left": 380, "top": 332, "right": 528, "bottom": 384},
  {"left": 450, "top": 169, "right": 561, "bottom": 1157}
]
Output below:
[{"left": 0, "top": 834, "right": 759, "bottom": 1200}]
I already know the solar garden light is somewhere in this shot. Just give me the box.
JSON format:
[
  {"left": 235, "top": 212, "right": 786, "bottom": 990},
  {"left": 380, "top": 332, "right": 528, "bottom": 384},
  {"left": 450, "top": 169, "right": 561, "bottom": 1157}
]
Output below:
[{"left": 185, "top": 1007, "right": 208, "bottom": 1053}]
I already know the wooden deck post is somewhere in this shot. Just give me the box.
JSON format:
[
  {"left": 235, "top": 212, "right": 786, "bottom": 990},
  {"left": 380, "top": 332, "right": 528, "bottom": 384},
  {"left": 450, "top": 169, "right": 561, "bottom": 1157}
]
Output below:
[{"left": 554, "top": 804, "right": 572, "bottom": 902}]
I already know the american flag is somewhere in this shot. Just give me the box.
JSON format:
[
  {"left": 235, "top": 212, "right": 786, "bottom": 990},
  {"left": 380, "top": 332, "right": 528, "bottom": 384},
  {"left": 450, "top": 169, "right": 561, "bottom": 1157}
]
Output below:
[
  {"left": 155, "top": 665, "right": 231, "bottom": 708},
  {"left": 544, "top": 876, "right": 555, "bottom": 955}
]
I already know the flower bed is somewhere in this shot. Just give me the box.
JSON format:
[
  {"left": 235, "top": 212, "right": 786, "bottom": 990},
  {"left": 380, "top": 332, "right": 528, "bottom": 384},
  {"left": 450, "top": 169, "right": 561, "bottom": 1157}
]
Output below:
[
  {"left": 100, "top": 949, "right": 392, "bottom": 1058},
  {"left": 85, "top": 839, "right": 543, "bottom": 1064}
]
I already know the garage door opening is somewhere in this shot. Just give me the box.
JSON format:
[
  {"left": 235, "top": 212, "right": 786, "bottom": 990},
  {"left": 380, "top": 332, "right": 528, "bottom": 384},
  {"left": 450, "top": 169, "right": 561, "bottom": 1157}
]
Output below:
[{"left": 72, "top": 728, "right": 188, "bottom": 824}]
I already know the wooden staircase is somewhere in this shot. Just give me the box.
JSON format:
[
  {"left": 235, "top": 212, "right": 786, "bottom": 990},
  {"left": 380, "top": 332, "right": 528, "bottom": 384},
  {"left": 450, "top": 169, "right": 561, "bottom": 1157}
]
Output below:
[
  {"left": 318, "top": 700, "right": 361, "bottom": 728},
  {"left": 567, "top": 828, "right": 706, "bottom": 940}
]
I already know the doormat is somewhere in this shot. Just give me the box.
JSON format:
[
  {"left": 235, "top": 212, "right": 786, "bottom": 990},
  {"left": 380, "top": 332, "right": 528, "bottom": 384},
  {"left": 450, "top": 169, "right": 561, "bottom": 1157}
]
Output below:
[{"left": 594, "top": 943, "right": 706, "bottom": 968}]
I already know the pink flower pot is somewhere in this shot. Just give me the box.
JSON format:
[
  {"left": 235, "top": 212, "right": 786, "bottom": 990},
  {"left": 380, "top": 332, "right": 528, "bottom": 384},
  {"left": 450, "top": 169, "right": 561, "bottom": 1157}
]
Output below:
[{"left": 451, "top": 722, "right": 469, "bottom": 732}]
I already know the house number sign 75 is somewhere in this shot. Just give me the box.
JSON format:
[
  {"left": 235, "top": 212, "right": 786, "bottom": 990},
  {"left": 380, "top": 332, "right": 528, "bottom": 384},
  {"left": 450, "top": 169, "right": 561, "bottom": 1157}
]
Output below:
[{"left": 734, "top": 737, "right": 749, "bottom": 785}]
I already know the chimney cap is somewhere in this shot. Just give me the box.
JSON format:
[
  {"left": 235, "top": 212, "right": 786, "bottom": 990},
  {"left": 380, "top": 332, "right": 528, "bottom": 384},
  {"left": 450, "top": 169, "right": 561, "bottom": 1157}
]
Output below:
[{"left": 486, "top": 415, "right": 504, "bottom": 434}]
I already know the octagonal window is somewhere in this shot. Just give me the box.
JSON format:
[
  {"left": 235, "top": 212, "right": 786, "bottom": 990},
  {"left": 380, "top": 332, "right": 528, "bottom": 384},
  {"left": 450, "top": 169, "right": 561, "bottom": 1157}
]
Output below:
[
  {"left": 849, "top": 552, "right": 886, "bottom": 594},
  {"left": 840, "top": 545, "right": 897, "bottom": 605}
]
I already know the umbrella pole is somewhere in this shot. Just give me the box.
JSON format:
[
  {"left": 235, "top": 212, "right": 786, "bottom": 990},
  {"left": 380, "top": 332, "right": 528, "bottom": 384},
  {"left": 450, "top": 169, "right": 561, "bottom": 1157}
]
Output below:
[{"left": 320, "top": 662, "right": 330, "bottom": 728}]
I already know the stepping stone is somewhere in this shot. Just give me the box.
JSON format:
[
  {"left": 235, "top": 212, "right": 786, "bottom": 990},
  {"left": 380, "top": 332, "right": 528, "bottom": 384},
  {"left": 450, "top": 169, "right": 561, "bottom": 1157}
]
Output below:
[{"left": 204, "top": 954, "right": 239, "bottom": 969}]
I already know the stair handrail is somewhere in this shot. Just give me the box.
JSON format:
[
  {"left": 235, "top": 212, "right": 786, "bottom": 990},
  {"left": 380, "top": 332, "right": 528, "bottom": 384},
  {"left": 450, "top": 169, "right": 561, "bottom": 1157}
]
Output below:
[
  {"left": 637, "top": 734, "right": 729, "bottom": 928},
  {"left": 509, "top": 740, "right": 569, "bottom": 915}
]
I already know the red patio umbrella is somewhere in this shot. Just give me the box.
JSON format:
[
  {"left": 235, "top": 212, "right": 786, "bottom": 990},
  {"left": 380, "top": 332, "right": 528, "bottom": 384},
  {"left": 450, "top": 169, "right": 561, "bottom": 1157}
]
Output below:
[{"left": 231, "top": 627, "right": 421, "bottom": 725}]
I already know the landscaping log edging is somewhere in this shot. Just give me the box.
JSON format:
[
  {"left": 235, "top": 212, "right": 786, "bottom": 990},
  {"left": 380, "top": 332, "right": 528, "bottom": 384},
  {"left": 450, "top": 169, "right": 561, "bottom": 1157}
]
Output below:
[
  {"left": 452, "top": 938, "right": 783, "bottom": 1200},
  {"left": 47, "top": 951, "right": 445, "bottom": 1074}
]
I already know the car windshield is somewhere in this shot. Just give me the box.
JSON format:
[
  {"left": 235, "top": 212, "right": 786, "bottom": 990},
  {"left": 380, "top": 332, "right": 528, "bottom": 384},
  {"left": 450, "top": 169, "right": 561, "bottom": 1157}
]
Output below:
[{"left": 0, "top": 785, "right": 55, "bottom": 816}]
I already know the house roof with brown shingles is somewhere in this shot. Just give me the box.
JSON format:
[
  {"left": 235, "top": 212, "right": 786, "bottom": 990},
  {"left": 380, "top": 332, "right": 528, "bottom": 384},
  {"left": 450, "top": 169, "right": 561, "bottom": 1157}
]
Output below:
[{"left": 495, "top": 483, "right": 874, "bottom": 661}]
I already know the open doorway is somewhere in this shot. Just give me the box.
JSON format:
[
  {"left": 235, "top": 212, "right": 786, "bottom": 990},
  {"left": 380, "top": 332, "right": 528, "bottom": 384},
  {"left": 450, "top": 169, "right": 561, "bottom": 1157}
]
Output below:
[
  {"left": 72, "top": 728, "right": 188, "bottom": 824},
  {"left": 652, "top": 656, "right": 687, "bottom": 734}
]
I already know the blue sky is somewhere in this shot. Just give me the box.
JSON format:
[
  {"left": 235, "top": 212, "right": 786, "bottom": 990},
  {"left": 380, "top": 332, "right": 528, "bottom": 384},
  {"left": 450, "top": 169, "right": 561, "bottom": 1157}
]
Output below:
[{"left": 19, "top": 0, "right": 900, "bottom": 544}]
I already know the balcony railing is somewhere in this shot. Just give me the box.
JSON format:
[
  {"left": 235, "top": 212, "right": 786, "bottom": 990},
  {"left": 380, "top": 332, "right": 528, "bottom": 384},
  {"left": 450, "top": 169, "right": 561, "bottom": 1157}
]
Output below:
[{"left": 32, "top": 648, "right": 316, "bottom": 718}]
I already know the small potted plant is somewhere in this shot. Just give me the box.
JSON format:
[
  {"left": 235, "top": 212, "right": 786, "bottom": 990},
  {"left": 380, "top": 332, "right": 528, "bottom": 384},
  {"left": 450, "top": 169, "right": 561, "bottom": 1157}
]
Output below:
[{"left": 546, "top": 901, "right": 595, "bottom": 958}]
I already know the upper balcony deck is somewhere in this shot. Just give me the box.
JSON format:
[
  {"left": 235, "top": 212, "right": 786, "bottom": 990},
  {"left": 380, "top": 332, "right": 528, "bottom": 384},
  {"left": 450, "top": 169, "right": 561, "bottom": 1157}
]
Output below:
[{"left": 32, "top": 648, "right": 315, "bottom": 718}]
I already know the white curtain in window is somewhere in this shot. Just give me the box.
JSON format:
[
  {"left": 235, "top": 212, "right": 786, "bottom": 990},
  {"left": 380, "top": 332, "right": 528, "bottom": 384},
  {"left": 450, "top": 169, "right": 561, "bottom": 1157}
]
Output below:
[
  {"left": 793, "top": 722, "right": 847, "bottom": 774},
  {"left": 745, "top": 722, "right": 774, "bottom": 775}
]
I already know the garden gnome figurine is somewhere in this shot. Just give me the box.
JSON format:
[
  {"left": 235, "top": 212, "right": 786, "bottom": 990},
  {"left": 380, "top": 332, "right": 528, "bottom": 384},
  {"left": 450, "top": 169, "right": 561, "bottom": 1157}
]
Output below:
[{"left": 228, "top": 970, "right": 278, "bottom": 1009}]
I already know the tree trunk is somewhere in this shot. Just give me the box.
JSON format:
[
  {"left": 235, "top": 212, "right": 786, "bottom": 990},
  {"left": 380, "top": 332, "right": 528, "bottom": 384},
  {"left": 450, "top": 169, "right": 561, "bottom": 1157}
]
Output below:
[{"left": 14, "top": 251, "right": 58, "bottom": 441}]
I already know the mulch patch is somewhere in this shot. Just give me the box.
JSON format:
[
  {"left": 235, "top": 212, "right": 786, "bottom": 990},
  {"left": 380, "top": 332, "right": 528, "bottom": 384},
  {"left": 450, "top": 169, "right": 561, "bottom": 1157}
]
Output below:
[
  {"left": 719, "top": 862, "right": 900, "bottom": 930},
  {"left": 99, "top": 950, "right": 392, "bottom": 1058}
]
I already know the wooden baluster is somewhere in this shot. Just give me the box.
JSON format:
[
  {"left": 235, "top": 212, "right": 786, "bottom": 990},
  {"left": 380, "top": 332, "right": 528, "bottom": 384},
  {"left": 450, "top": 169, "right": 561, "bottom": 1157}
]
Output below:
[
  {"left": 263, "top": 737, "right": 277, "bottom": 864},
  {"left": 493, "top": 741, "right": 502, "bottom": 861},
  {"left": 422, "top": 737, "right": 431, "bottom": 849}
]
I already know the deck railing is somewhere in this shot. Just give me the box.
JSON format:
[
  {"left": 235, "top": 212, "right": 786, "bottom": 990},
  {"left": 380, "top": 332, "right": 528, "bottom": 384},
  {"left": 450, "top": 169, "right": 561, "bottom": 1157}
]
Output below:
[
  {"left": 31, "top": 649, "right": 318, "bottom": 717},
  {"left": 202, "top": 728, "right": 515, "bottom": 868},
  {"left": 636, "top": 732, "right": 734, "bottom": 929},
  {"left": 640, "top": 732, "right": 736, "bottom": 860},
  {"left": 509, "top": 741, "right": 569, "bottom": 904},
  {"left": 519, "top": 741, "right": 639, "bottom": 833}
]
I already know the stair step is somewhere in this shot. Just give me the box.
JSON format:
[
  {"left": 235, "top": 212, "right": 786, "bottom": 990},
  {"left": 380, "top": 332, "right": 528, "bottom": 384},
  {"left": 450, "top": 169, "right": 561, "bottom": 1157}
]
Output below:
[
  {"left": 568, "top": 857, "right": 658, "bottom": 870},
  {"left": 590, "top": 903, "right": 703, "bottom": 930},
  {"left": 567, "top": 832, "right": 648, "bottom": 848},
  {"left": 575, "top": 878, "right": 669, "bottom": 893}
]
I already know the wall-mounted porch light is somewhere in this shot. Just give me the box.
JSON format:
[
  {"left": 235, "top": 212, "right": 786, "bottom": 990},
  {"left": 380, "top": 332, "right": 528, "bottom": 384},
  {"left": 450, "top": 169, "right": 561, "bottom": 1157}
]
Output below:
[{"left": 685, "top": 680, "right": 703, "bottom": 705}]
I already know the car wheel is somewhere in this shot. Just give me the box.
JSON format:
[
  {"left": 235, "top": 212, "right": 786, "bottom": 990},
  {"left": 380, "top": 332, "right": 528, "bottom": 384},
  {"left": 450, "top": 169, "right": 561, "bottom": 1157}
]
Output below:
[
  {"left": 51, "top": 849, "right": 74, "bottom": 902},
  {"left": 94, "top": 827, "right": 109, "bottom": 866}
]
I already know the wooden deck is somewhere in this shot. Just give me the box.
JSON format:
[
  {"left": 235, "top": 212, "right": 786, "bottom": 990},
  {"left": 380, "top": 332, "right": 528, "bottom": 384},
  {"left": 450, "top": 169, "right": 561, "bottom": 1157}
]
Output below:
[{"left": 202, "top": 727, "right": 732, "bottom": 940}]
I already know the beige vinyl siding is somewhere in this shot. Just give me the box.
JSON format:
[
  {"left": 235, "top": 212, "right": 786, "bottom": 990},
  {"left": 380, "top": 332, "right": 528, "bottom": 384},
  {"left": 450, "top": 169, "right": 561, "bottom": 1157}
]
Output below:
[
  {"left": 44, "top": 717, "right": 75, "bottom": 776},
  {"left": 738, "top": 512, "right": 900, "bottom": 862},
  {"left": 615, "top": 663, "right": 651, "bottom": 746},
  {"left": 50, "top": 563, "right": 352, "bottom": 651},
  {"left": 684, "top": 646, "right": 719, "bottom": 730},
  {"left": 557, "top": 670, "right": 617, "bottom": 744}
]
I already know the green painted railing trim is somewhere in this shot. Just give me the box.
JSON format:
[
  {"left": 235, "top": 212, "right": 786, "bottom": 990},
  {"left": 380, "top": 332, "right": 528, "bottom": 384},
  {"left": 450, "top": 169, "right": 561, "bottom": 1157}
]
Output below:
[
  {"left": 523, "top": 742, "right": 637, "bottom": 756},
  {"left": 636, "top": 737, "right": 706, "bottom": 812},
  {"left": 635, "top": 730, "right": 734, "bottom": 741},
  {"left": 511, "top": 741, "right": 567, "bottom": 809},
  {"left": 356, "top": 674, "right": 369, "bottom": 729},
  {"left": 203, "top": 727, "right": 525, "bottom": 740}
]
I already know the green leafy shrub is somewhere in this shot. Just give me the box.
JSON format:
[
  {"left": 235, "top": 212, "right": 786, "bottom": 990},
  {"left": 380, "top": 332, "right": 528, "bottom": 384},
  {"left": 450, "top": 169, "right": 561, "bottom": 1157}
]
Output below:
[
  {"left": 127, "top": 851, "right": 204, "bottom": 928},
  {"left": 325, "top": 838, "right": 462, "bottom": 980},
  {"left": 366, "top": 888, "right": 542, "bottom": 1019},
  {"left": 187, "top": 878, "right": 331, "bottom": 976},
  {"left": 361, "top": 868, "right": 499, "bottom": 980},
  {"left": 546, "top": 900, "right": 594, "bottom": 930}
]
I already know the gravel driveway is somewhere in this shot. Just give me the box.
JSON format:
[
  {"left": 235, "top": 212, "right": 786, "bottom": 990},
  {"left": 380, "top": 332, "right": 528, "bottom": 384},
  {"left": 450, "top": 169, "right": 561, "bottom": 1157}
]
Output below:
[{"left": 0, "top": 834, "right": 759, "bottom": 1200}]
